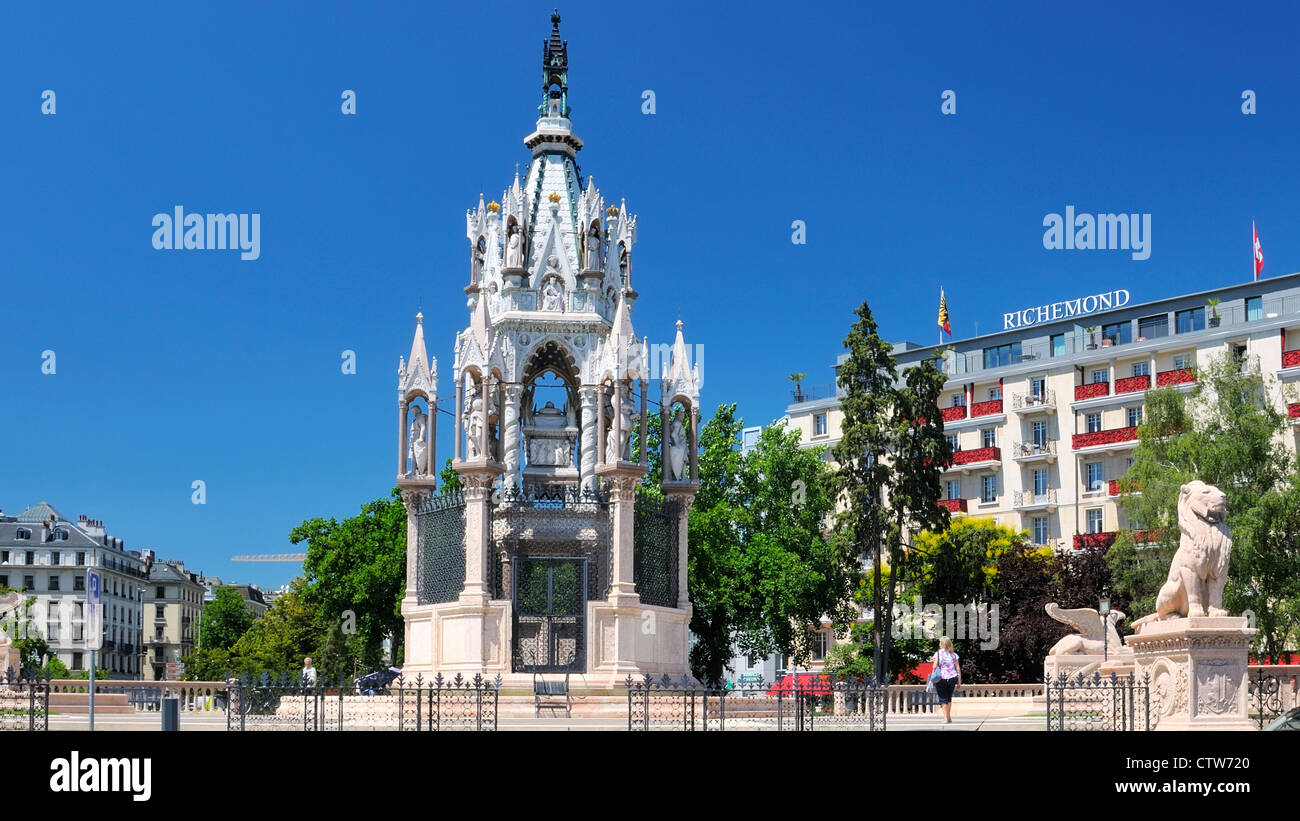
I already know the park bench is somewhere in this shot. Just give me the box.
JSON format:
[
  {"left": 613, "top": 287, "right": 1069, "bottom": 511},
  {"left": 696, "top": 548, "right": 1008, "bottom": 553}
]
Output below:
[{"left": 533, "top": 673, "right": 571, "bottom": 718}]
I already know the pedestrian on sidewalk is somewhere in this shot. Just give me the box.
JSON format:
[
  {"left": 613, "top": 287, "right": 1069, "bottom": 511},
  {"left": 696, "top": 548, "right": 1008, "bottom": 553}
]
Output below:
[
  {"left": 301, "top": 657, "right": 317, "bottom": 689},
  {"left": 932, "top": 636, "right": 961, "bottom": 724}
]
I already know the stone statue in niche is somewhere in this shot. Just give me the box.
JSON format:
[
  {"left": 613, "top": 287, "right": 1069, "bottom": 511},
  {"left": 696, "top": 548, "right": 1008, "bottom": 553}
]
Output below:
[
  {"left": 667, "top": 405, "right": 688, "bottom": 481},
  {"left": 542, "top": 277, "right": 564, "bottom": 312},
  {"left": 585, "top": 224, "right": 602, "bottom": 270},
  {"left": 506, "top": 227, "right": 522, "bottom": 269},
  {"left": 408, "top": 404, "right": 429, "bottom": 476},
  {"left": 605, "top": 387, "right": 635, "bottom": 462},
  {"left": 464, "top": 391, "right": 483, "bottom": 459}
]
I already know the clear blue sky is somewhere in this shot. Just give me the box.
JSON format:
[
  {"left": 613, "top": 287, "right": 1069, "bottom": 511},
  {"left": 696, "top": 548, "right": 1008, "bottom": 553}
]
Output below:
[{"left": 2, "top": 1, "right": 1296, "bottom": 588}]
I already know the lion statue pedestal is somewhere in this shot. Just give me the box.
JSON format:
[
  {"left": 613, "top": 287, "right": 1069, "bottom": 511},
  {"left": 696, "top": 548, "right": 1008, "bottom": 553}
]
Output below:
[{"left": 1125, "top": 481, "right": 1255, "bottom": 730}]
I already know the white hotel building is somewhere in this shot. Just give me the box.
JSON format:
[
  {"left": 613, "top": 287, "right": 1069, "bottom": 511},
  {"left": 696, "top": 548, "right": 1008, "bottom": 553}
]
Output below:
[{"left": 787, "top": 273, "right": 1300, "bottom": 551}]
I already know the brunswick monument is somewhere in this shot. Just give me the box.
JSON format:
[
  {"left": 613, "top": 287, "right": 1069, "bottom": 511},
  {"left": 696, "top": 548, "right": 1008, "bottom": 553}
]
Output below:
[
  {"left": 1045, "top": 480, "right": 1256, "bottom": 729},
  {"left": 394, "top": 13, "right": 700, "bottom": 687}
]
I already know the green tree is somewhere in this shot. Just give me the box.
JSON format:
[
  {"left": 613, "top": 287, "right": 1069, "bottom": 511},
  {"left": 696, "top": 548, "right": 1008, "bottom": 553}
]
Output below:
[
  {"left": 291, "top": 489, "right": 406, "bottom": 673},
  {"left": 913, "top": 517, "right": 1027, "bottom": 606},
  {"left": 198, "top": 587, "right": 254, "bottom": 650},
  {"left": 230, "top": 577, "right": 328, "bottom": 677},
  {"left": 831, "top": 301, "right": 952, "bottom": 683},
  {"left": 439, "top": 458, "right": 463, "bottom": 492},
  {"left": 1110, "top": 353, "right": 1298, "bottom": 657}
]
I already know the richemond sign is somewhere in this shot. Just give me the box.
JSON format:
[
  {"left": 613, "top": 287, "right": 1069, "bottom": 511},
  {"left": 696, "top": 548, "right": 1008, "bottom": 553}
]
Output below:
[{"left": 1003, "top": 289, "right": 1131, "bottom": 330}]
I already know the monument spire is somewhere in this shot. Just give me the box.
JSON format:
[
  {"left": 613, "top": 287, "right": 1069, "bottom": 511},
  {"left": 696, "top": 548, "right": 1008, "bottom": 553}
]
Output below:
[{"left": 541, "top": 9, "right": 569, "bottom": 119}]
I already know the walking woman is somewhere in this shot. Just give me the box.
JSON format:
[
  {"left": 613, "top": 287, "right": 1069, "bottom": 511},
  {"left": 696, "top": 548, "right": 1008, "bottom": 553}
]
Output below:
[{"left": 932, "top": 636, "right": 961, "bottom": 724}]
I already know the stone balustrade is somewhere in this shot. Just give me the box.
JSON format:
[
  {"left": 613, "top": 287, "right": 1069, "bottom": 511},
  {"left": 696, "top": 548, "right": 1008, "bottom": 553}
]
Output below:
[{"left": 49, "top": 679, "right": 228, "bottom": 711}]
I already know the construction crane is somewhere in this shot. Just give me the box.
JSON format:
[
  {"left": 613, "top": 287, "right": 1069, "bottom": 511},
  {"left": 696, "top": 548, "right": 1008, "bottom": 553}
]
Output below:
[{"left": 231, "top": 553, "right": 307, "bottom": 562}]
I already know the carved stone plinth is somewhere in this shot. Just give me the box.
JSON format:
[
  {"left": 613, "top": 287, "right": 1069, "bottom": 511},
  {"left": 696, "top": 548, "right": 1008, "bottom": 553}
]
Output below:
[{"left": 1126, "top": 617, "right": 1256, "bottom": 731}]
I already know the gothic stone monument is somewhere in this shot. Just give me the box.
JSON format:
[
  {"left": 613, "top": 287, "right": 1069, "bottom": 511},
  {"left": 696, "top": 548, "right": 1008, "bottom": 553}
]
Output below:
[{"left": 395, "top": 13, "right": 700, "bottom": 687}]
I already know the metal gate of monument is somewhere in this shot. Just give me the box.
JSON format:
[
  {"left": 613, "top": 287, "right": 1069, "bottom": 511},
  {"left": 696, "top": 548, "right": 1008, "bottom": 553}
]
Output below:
[
  {"left": 1045, "top": 672, "right": 1151, "bottom": 731},
  {"left": 512, "top": 557, "right": 587, "bottom": 673},
  {"left": 0, "top": 671, "right": 50, "bottom": 731}
]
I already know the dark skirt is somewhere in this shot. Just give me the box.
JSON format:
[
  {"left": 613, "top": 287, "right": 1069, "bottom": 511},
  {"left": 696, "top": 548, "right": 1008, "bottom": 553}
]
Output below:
[{"left": 935, "top": 676, "right": 958, "bottom": 704}]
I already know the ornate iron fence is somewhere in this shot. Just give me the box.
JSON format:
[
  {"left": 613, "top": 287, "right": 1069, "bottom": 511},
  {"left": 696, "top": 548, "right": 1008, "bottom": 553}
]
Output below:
[
  {"left": 625, "top": 675, "right": 887, "bottom": 731},
  {"left": 1248, "top": 668, "right": 1285, "bottom": 729},
  {"left": 1045, "top": 672, "right": 1150, "bottom": 731},
  {"left": 226, "top": 672, "right": 499, "bottom": 731},
  {"left": 417, "top": 491, "right": 467, "bottom": 605},
  {"left": 0, "top": 670, "right": 50, "bottom": 731},
  {"left": 633, "top": 491, "right": 679, "bottom": 608}
]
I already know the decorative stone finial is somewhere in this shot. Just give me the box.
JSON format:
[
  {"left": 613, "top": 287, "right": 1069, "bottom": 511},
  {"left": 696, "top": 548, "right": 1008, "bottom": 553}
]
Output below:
[
  {"left": 607, "top": 205, "right": 619, "bottom": 216},
  {"left": 548, "top": 192, "right": 562, "bottom": 203},
  {"left": 487, "top": 201, "right": 500, "bottom": 212}
]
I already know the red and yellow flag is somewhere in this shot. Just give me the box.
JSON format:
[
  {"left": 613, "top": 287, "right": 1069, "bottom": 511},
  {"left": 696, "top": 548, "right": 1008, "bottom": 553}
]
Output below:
[{"left": 938, "top": 288, "right": 951, "bottom": 336}]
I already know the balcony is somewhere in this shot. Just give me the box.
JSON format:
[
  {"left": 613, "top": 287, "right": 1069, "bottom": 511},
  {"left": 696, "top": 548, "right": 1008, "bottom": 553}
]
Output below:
[
  {"left": 1072, "top": 425, "right": 1139, "bottom": 452},
  {"left": 1156, "top": 368, "right": 1196, "bottom": 387},
  {"left": 1013, "top": 489, "right": 1058, "bottom": 511},
  {"left": 1283, "top": 349, "right": 1300, "bottom": 369},
  {"left": 1114, "top": 374, "right": 1150, "bottom": 395},
  {"left": 1109, "top": 478, "right": 1140, "bottom": 496},
  {"left": 938, "top": 498, "right": 967, "bottom": 513},
  {"left": 1011, "top": 440, "right": 1057, "bottom": 462},
  {"left": 941, "top": 405, "right": 968, "bottom": 423},
  {"left": 1074, "top": 382, "right": 1110, "bottom": 401},
  {"left": 1073, "top": 532, "right": 1117, "bottom": 550},
  {"left": 970, "top": 399, "right": 1004, "bottom": 418},
  {"left": 948, "top": 446, "right": 1001, "bottom": 471},
  {"left": 1290, "top": 402, "right": 1300, "bottom": 423},
  {"left": 1011, "top": 390, "right": 1057, "bottom": 414}
]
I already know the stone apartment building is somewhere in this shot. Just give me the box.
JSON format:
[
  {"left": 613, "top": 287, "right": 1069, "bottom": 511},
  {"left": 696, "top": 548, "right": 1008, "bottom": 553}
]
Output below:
[{"left": 141, "top": 553, "right": 205, "bottom": 681}]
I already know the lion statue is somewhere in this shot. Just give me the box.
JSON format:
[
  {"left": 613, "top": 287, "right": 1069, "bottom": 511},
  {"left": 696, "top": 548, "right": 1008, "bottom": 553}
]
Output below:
[{"left": 1131, "top": 480, "right": 1231, "bottom": 631}]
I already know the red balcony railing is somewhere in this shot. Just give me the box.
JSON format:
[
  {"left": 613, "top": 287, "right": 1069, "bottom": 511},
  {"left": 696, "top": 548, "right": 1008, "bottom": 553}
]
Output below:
[
  {"left": 1072, "top": 426, "right": 1139, "bottom": 450},
  {"left": 970, "top": 399, "right": 1004, "bottom": 418},
  {"left": 941, "top": 405, "right": 968, "bottom": 422},
  {"left": 1108, "top": 478, "right": 1140, "bottom": 496},
  {"left": 1289, "top": 402, "right": 1300, "bottom": 420},
  {"left": 938, "top": 498, "right": 967, "bottom": 513},
  {"left": 951, "top": 446, "right": 1001, "bottom": 465},
  {"left": 1156, "top": 368, "right": 1196, "bottom": 387},
  {"left": 1114, "top": 374, "right": 1150, "bottom": 395},
  {"left": 1132, "top": 529, "right": 1173, "bottom": 544},
  {"left": 1074, "top": 382, "right": 1110, "bottom": 401},
  {"left": 1283, "top": 349, "right": 1300, "bottom": 369},
  {"left": 1073, "top": 532, "right": 1117, "bottom": 549}
]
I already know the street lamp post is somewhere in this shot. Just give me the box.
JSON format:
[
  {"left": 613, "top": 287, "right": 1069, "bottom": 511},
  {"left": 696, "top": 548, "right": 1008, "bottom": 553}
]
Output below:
[{"left": 1099, "top": 589, "right": 1111, "bottom": 662}]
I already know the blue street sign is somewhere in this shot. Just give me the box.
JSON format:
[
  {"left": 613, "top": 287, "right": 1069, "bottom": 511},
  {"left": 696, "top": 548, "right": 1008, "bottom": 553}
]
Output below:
[{"left": 86, "top": 571, "right": 102, "bottom": 651}]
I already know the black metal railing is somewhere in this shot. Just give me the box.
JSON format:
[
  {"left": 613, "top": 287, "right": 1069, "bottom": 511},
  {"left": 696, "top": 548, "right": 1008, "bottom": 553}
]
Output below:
[
  {"left": 226, "top": 672, "right": 500, "bottom": 731},
  {"left": 1045, "top": 672, "right": 1150, "bottom": 731},
  {"left": 0, "top": 670, "right": 51, "bottom": 731},
  {"left": 625, "top": 675, "right": 887, "bottom": 731},
  {"left": 1248, "top": 668, "right": 1284, "bottom": 729}
]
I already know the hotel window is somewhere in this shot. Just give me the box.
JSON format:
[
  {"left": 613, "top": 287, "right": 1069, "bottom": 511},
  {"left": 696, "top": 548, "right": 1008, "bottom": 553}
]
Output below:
[
  {"left": 1085, "top": 412, "right": 1102, "bottom": 433},
  {"left": 1033, "top": 468, "right": 1048, "bottom": 495},
  {"left": 156, "top": 586, "right": 165, "bottom": 599},
  {"left": 1245, "top": 296, "right": 1262, "bottom": 322},
  {"left": 981, "top": 474, "right": 998, "bottom": 503},
  {"left": 1127, "top": 407, "right": 1143, "bottom": 428},
  {"left": 74, "top": 602, "right": 84, "bottom": 641},
  {"left": 0, "top": 550, "right": 7, "bottom": 563},
  {"left": 809, "top": 630, "right": 828, "bottom": 661},
  {"left": 23, "top": 575, "right": 34, "bottom": 590},
  {"left": 1174, "top": 354, "right": 1193, "bottom": 370},
  {"left": 1091, "top": 368, "right": 1109, "bottom": 384},
  {"left": 1031, "top": 420, "right": 1048, "bottom": 447},
  {"left": 983, "top": 342, "right": 1021, "bottom": 369},
  {"left": 1087, "top": 508, "right": 1105, "bottom": 533},
  {"left": 1175, "top": 307, "right": 1205, "bottom": 334},
  {"left": 946, "top": 434, "right": 959, "bottom": 453},
  {"left": 52, "top": 551, "right": 60, "bottom": 566},
  {"left": 1138, "top": 314, "right": 1168, "bottom": 339},
  {"left": 951, "top": 393, "right": 966, "bottom": 407},
  {"left": 48, "top": 575, "right": 59, "bottom": 591},
  {"left": 1050, "top": 334, "right": 1066, "bottom": 357},
  {"left": 981, "top": 428, "right": 996, "bottom": 448},
  {"left": 946, "top": 479, "right": 960, "bottom": 500},
  {"left": 813, "top": 413, "right": 827, "bottom": 436},
  {"left": 1102, "top": 321, "right": 1132, "bottom": 346},
  {"left": 1033, "top": 517, "right": 1049, "bottom": 545},
  {"left": 1132, "top": 361, "right": 1150, "bottom": 377},
  {"left": 15, "top": 529, "right": 30, "bottom": 541},
  {"left": 76, "top": 551, "right": 85, "bottom": 565},
  {"left": 155, "top": 604, "right": 165, "bottom": 619},
  {"left": 1030, "top": 377, "right": 1046, "bottom": 399},
  {"left": 988, "top": 386, "right": 1002, "bottom": 401},
  {"left": 72, "top": 652, "right": 83, "bottom": 671},
  {"left": 47, "top": 603, "right": 59, "bottom": 641},
  {"left": 1086, "top": 463, "right": 1104, "bottom": 492},
  {"left": 25, "top": 551, "right": 34, "bottom": 564}
]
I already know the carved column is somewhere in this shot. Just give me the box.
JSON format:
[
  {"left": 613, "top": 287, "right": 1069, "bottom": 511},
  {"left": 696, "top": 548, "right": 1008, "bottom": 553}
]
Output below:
[
  {"left": 426, "top": 398, "right": 436, "bottom": 479},
  {"left": 596, "top": 382, "right": 607, "bottom": 465},
  {"left": 689, "top": 405, "right": 699, "bottom": 483},
  {"left": 458, "top": 473, "right": 495, "bottom": 605},
  {"left": 579, "top": 387, "right": 597, "bottom": 490},
  {"left": 453, "top": 379, "right": 463, "bottom": 461},
  {"left": 503, "top": 384, "right": 522, "bottom": 487},
  {"left": 479, "top": 375, "right": 492, "bottom": 461},
  {"left": 660, "top": 405, "right": 670, "bottom": 481},
  {"left": 612, "top": 381, "right": 624, "bottom": 463},
  {"left": 639, "top": 379, "right": 648, "bottom": 467},
  {"left": 400, "top": 488, "right": 430, "bottom": 601},
  {"left": 606, "top": 475, "right": 639, "bottom": 603},
  {"left": 398, "top": 399, "right": 409, "bottom": 477}
]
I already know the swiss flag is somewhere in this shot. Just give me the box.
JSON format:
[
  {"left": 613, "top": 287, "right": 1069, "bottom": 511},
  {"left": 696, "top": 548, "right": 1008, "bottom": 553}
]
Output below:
[{"left": 1254, "top": 222, "right": 1264, "bottom": 280}]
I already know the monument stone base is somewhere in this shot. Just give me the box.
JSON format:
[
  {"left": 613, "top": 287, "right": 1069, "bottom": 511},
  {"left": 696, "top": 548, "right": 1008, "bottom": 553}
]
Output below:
[{"left": 1126, "top": 616, "right": 1256, "bottom": 731}]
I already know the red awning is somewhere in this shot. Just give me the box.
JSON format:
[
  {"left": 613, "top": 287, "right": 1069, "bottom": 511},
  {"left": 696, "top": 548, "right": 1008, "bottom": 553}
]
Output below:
[{"left": 767, "top": 673, "right": 834, "bottom": 695}]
